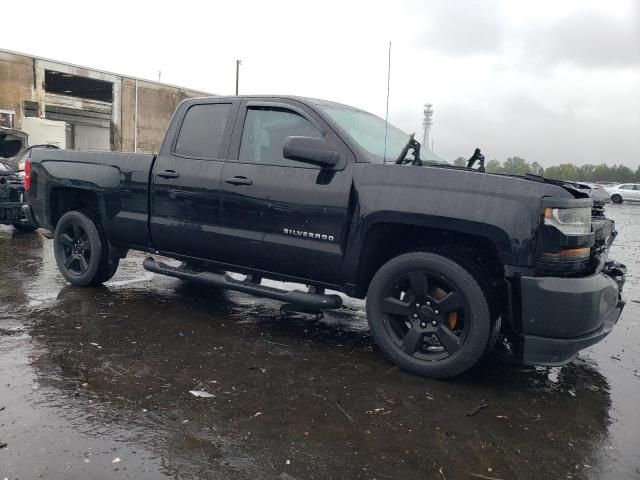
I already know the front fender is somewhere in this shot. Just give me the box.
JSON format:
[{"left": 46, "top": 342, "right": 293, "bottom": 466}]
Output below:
[{"left": 341, "top": 164, "right": 565, "bottom": 286}]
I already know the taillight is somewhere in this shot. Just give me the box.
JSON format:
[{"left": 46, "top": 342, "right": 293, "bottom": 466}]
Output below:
[{"left": 24, "top": 159, "right": 31, "bottom": 191}]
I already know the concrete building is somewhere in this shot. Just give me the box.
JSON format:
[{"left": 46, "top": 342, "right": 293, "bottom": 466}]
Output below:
[{"left": 0, "top": 49, "right": 211, "bottom": 153}]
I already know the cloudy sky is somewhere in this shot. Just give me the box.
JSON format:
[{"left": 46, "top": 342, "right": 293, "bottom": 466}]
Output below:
[{"left": 3, "top": 0, "right": 639, "bottom": 166}]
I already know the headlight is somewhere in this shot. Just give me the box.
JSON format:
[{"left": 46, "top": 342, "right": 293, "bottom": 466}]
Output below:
[
  {"left": 540, "top": 206, "right": 592, "bottom": 268},
  {"left": 544, "top": 207, "right": 591, "bottom": 235}
]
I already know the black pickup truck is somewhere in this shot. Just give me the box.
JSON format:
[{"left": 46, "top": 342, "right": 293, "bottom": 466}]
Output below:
[{"left": 25, "top": 95, "right": 626, "bottom": 378}]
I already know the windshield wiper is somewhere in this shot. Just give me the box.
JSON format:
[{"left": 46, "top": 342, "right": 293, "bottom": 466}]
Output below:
[{"left": 395, "top": 133, "right": 422, "bottom": 166}]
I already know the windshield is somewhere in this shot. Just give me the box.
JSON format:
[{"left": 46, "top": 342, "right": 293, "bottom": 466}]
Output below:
[{"left": 319, "top": 105, "right": 414, "bottom": 163}]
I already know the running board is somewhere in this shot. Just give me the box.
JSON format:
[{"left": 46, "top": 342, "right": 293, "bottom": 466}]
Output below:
[{"left": 143, "top": 257, "right": 343, "bottom": 310}]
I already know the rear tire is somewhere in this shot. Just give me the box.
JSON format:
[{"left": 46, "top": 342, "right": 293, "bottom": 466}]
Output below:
[
  {"left": 95, "top": 257, "right": 120, "bottom": 284},
  {"left": 366, "top": 252, "right": 492, "bottom": 378},
  {"left": 53, "top": 210, "right": 118, "bottom": 286},
  {"left": 611, "top": 194, "right": 623, "bottom": 204}
]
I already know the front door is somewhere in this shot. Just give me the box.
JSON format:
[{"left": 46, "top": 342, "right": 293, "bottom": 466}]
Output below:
[
  {"left": 150, "top": 99, "right": 238, "bottom": 260},
  {"left": 218, "top": 100, "right": 354, "bottom": 284}
]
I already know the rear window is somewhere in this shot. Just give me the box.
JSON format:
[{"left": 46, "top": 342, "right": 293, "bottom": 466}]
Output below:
[{"left": 174, "top": 103, "right": 231, "bottom": 159}]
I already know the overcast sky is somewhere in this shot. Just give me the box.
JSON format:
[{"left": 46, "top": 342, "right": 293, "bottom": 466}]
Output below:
[{"left": 3, "top": 0, "right": 639, "bottom": 166}]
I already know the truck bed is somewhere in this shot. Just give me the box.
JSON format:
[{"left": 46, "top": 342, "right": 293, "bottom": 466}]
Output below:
[{"left": 28, "top": 149, "right": 156, "bottom": 246}]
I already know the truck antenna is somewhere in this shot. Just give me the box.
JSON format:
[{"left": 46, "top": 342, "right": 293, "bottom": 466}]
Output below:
[{"left": 383, "top": 41, "right": 391, "bottom": 163}]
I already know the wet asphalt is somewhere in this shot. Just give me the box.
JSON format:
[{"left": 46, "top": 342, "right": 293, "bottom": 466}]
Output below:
[{"left": 1, "top": 205, "right": 639, "bottom": 480}]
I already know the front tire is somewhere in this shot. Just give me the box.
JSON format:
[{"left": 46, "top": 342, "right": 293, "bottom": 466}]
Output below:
[
  {"left": 366, "top": 252, "right": 492, "bottom": 378},
  {"left": 611, "top": 194, "right": 623, "bottom": 204},
  {"left": 54, "top": 210, "right": 117, "bottom": 286}
]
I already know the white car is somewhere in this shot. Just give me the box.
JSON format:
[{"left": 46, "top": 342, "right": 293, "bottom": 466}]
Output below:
[{"left": 605, "top": 183, "right": 640, "bottom": 203}]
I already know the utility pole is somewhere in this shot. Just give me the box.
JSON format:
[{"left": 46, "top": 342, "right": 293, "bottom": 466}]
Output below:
[
  {"left": 422, "top": 103, "right": 433, "bottom": 148},
  {"left": 235, "top": 60, "right": 242, "bottom": 95}
]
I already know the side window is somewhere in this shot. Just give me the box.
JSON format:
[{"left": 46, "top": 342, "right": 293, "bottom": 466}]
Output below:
[
  {"left": 174, "top": 103, "right": 232, "bottom": 159},
  {"left": 634, "top": 185, "right": 640, "bottom": 191},
  {"left": 619, "top": 184, "right": 633, "bottom": 190},
  {"left": 238, "top": 108, "right": 321, "bottom": 166}
]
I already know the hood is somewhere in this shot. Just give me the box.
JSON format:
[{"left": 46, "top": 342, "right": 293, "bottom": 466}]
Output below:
[{"left": 425, "top": 162, "right": 596, "bottom": 201}]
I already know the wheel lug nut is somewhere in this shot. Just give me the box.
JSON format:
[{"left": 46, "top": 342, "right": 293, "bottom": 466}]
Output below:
[
  {"left": 434, "top": 310, "right": 439, "bottom": 315},
  {"left": 426, "top": 301, "right": 431, "bottom": 306},
  {"left": 432, "top": 321, "right": 437, "bottom": 326},
  {"left": 420, "top": 322, "right": 426, "bottom": 328},
  {"left": 415, "top": 303, "right": 420, "bottom": 308},
  {"left": 413, "top": 314, "right": 418, "bottom": 319}
]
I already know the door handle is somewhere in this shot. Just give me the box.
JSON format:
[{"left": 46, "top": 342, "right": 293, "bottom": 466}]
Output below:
[
  {"left": 224, "top": 176, "right": 253, "bottom": 186},
  {"left": 157, "top": 170, "right": 180, "bottom": 179}
]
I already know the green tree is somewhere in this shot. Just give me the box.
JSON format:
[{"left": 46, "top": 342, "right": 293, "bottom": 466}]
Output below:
[
  {"left": 485, "top": 159, "right": 503, "bottom": 173},
  {"left": 453, "top": 156, "right": 466, "bottom": 167},
  {"left": 592, "top": 164, "right": 613, "bottom": 182},
  {"left": 576, "top": 164, "right": 593, "bottom": 181},
  {"left": 502, "top": 156, "right": 531, "bottom": 176},
  {"left": 614, "top": 165, "right": 634, "bottom": 182},
  {"left": 448, "top": 154, "right": 638, "bottom": 182},
  {"left": 530, "top": 161, "right": 544, "bottom": 176}
]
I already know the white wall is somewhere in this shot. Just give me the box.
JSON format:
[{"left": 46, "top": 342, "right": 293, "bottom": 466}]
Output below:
[{"left": 21, "top": 117, "right": 66, "bottom": 148}]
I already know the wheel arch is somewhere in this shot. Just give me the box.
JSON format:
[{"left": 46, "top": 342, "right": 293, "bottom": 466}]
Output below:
[
  {"left": 49, "top": 186, "right": 103, "bottom": 228},
  {"left": 352, "top": 219, "right": 508, "bottom": 299}
]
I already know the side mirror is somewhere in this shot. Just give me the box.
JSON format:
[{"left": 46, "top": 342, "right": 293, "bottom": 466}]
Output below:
[{"left": 283, "top": 136, "right": 340, "bottom": 168}]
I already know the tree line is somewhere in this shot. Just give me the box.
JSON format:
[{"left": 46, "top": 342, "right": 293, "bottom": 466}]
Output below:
[{"left": 452, "top": 156, "right": 640, "bottom": 183}]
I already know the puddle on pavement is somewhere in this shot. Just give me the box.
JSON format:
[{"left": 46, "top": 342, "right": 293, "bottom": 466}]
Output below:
[{"left": 1, "top": 206, "right": 639, "bottom": 479}]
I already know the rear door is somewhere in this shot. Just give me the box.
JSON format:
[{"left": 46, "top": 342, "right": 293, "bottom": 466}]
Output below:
[
  {"left": 217, "top": 99, "right": 354, "bottom": 284},
  {"left": 150, "top": 98, "right": 239, "bottom": 260},
  {"left": 618, "top": 184, "right": 635, "bottom": 201}
]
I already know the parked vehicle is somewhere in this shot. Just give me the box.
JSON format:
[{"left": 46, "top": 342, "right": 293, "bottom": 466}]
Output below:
[
  {"left": 0, "top": 128, "right": 38, "bottom": 232},
  {"left": 605, "top": 183, "right": 640, "bottom": 204},
  {"left": 13, "top": 144, "right": 60, "bottom": 180},
  {"left": 25, "top": 96, "right": 626, "bottom": 378}
]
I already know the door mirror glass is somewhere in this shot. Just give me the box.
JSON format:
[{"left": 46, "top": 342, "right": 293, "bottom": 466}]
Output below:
[{"left": 283, "top": 136, "right": 340, "bottom": 168}]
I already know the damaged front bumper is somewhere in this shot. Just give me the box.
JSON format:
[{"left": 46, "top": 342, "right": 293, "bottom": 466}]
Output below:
[{"left": 517, "top": 261, "right": 626, "bottom": 366}]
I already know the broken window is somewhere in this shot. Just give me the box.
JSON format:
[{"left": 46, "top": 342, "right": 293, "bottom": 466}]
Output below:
[
  {"left": 0, "top": 110, "right": 15, "bottom": 129},
  {"left": 45, "top": 70, "right": 113, "bottom": 102},
  {"left": 23, "top": 101, "right": 38, "bottom": 118}
]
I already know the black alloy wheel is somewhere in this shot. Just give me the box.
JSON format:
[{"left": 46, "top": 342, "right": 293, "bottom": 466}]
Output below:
[
  {"left": 366, "top": 252, "right": 492, "bottom": 378},
  {"left": 58, "top": 221, "right": 93, "bottom": 276},
  {"left": 380, "top": 270, "right": 469, "bottom": 362},
  {"left": 54, "top": 210, "right": 117, "bottom": 286}
]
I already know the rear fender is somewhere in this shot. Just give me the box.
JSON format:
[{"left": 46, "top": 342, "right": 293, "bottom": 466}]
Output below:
[{"left": 43, "top": 161, "right": 121, "bottom": 230}]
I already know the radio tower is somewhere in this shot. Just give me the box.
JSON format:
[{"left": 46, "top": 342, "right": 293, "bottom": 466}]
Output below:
[{"left": 422, "top": 103, "right": 433, "bottom": 149}]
